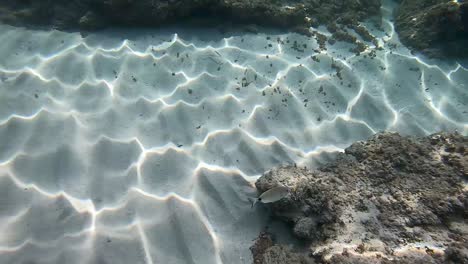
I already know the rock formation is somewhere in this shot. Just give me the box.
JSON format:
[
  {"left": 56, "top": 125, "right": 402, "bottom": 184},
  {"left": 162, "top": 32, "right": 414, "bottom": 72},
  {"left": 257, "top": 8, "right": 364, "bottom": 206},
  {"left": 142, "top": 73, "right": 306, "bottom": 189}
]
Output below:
[
  {"left": 395, "top": 0, "right": 468, "bottom": 57},
  {"left": 0, "top": 0, "right": 381, "bottom": 32},
  {"left": 253, "top": 132, "right": 467, "bottom": 263}
]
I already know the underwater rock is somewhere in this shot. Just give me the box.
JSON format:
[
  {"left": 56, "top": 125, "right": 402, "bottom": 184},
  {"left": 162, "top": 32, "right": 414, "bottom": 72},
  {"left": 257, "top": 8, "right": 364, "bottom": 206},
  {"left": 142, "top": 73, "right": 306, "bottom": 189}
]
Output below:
[
  {"left": 254, "top": 132, "right": 468, "bottom": 263},
  {"left": 79, "top": 11, "right": 106, "bottom": 30},
  {"left": 0, "top": 0, "right": 381, "bottom": 32},
  {"left": 250, "top": 232, "right": 315, "bottom": 264},
  {"left": 395, "top": 0, "right": 468, "bottom": 58}
]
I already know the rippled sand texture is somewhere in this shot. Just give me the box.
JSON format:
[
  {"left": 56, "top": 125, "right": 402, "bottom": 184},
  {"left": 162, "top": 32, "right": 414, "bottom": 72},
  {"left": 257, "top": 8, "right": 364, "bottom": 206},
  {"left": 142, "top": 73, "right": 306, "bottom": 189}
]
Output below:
[{"left": 0, "top": 2, "right": 467, "bottom": 263}]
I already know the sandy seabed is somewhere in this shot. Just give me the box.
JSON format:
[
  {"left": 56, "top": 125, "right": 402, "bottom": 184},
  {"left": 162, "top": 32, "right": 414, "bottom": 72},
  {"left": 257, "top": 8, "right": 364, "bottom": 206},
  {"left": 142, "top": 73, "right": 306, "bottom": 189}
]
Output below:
[{"left": 0, "top": 1, "right": 467, "bottom": 263}]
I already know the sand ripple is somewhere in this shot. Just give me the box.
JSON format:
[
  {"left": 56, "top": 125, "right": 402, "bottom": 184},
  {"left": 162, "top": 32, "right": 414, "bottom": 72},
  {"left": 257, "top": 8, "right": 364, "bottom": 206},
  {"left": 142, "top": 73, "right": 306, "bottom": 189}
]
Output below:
[{"left": 0, "top": 1, "right": 467, "bottom": 263}]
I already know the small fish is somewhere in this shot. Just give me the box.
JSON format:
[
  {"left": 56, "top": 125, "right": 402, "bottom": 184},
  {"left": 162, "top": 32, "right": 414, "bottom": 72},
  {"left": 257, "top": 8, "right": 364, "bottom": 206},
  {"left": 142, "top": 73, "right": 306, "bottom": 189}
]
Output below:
[{"left": 250, "top": 186, "right": 289, "bottom": 208}]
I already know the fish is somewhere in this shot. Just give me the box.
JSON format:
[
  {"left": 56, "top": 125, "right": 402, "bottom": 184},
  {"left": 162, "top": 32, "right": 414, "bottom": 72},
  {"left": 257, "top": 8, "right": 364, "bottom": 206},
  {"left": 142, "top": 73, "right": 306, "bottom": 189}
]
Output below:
[{"left": 250, "top": 186, "right": 289, "bottom": 208}]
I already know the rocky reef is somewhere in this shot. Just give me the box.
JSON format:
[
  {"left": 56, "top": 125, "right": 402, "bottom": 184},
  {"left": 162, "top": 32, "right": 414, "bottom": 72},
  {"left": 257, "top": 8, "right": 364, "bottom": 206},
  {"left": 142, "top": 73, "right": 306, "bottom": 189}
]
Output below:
[
  {"left": 2, "top": 1, "right": 468, "bottom": 58},
  {"left": 395, "top": 0, "right": 468, "bottom": 57},
  {"left": 0, "top": 0, "right": 381, "bottom": 32},
  {"left": 253, "top": 132, "right": 468, "bottom": 263}
]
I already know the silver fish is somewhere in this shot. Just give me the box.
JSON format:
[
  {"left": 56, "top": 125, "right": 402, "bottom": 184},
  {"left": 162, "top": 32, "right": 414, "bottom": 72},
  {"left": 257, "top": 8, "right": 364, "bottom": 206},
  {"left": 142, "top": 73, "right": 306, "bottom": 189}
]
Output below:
[{"left": 251, "top": 186, "right": 289, "bottom": 208}]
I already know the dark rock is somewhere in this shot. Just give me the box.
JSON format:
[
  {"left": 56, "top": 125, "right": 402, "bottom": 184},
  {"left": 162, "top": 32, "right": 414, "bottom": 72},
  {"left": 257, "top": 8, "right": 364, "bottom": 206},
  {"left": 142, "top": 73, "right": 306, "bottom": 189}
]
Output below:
[
  {"left": 79, "top": 11, "right": 106, "bottom": 30},
  {"left": 329, "top": 251, "right": 445, "bottom": 264},
  {"left": 250, "top": 232, "right": 275, "bottom": 264},
  {"left": 444, "top": 243, "right": 468, "bottom": 264},
  {"left": 293, "top": 217, "right": 317, "bottom": 239},
  {"left": 253, "top": 132, "right": 468, "bottom": 263},
  {"left": 250, "top": 231, "right": 315, "bottom": 264},
  {"left": 0, "top": 0, "right": 382, "bottom": 32},
  {"left": 395, "top": 0, "right": 468, "bottom": 58},
  {"left": 261, "top": 245, "right": 314, "bottom": 264}
]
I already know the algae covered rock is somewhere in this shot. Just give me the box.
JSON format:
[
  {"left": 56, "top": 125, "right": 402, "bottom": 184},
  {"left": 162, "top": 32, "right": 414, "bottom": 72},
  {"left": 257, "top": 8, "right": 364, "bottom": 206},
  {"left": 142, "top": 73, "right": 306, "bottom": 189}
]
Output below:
[
  {"left": 250, "top": 232, "right": 315, "bottom": 264},
  {"left": 254, "top": 132, "right": 468, "bottom": 263},
  {"left": 0, "top": 0, "right": 381, "bottom": 32},
  {"left": 395, "top": 0, "right": 468, "bottom": 57}
]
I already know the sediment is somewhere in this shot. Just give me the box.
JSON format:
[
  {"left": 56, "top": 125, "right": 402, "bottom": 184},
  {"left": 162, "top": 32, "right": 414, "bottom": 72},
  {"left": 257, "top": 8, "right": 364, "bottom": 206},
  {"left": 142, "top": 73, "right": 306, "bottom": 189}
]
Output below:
[{"left": 253, "top": 132, "right": 468, "bottom": 263}]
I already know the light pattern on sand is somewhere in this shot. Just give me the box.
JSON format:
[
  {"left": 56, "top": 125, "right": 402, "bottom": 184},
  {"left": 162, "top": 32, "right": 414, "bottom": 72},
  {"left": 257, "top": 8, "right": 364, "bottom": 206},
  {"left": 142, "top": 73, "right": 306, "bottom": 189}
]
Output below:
[{"left": 0, "top": 2, "right": 467, "bottom": 263}]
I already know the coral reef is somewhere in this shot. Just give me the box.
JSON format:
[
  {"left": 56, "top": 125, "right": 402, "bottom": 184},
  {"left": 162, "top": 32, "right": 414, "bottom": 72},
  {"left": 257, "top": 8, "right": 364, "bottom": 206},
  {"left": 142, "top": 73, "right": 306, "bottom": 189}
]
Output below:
[{"left": 254, "top": 132, "right": 468, "bottom": 263}]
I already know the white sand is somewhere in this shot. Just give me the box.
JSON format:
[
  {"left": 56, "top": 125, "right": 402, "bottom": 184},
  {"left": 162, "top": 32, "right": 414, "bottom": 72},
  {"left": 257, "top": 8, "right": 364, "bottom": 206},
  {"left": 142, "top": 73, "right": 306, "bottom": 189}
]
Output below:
[{"left": 0, "top": 1, "right": 467, "bottom": 263}]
